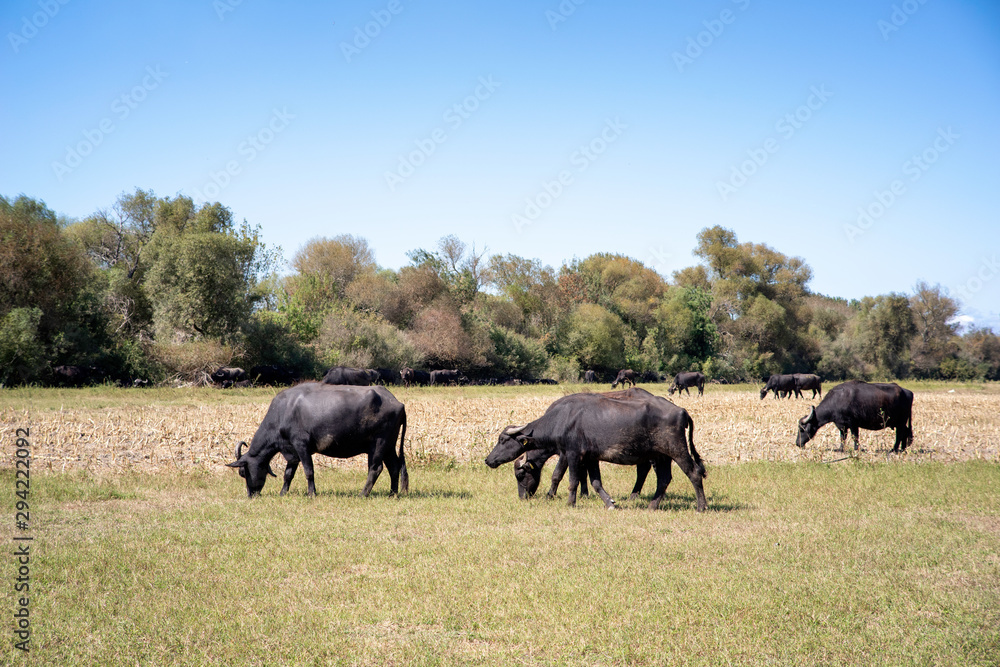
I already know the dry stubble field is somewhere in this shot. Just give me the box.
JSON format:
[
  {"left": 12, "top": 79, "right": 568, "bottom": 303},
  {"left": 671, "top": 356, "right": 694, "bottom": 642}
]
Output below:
[{"left": 2, "top": 382, "right": 998, "bottom": 477}]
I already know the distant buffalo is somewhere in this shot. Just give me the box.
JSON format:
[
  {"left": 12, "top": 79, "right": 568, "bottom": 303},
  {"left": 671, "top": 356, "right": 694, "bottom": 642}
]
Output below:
[
  {"left": 611, "top": 369, "right": 638, "bottom": 389},
  {"left": 400, "top": 368, "right": 431, "bottom": 387},
  {"left": 211, "top": 367, "right": 247, "bottom": 384},
  {"left": 368, "top": 368, "right": 398, "bottom": 386},
  {"left": 582, "top": 370, "right": 597, "bottom": 383},
  {"left": 249, "top": 365, "right": 296, "bottom": 386},
  {"left": 321, "top": 366, "right": 370, "bottom": 386},
  {"left": 796, "top": 381, "right": 913, "bottom": 452},
  {"left": 760, "top": 374, "right": 796, "bottom": 399},
  {"left": 793, "top": 373, "right": 822, "bottom": 399},
  {"left": 668, "top": 371, "right": 705, "bottom": 397},
  {"left": 430, "top": 369, "right": 465, "bottom": 386}
]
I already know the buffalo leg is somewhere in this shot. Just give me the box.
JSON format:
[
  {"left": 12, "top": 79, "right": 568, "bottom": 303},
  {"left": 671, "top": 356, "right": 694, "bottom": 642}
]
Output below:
[
  {"left": 851, "top": 427, "right": 860, "bottom": 451},
  {"left": 547, "top": 456, "right": 588, "bottom": 498},
  {"left": 361, "top": 452, "right": 385, "bottom": 497},
  {"left": 280, "top": 457, "right": 299, "bottom": 496},
  {"left": 837, "top": 428, "right": 848, "bottom": 452},
  {"left": 290, "top": 438, "right": 317, "bottom": 497},
  {"left": 628, "top": 460, "right": 653, "bottom": 501},
  {"left": 673, "top": 454, "right": 707, "bottom": 512},
  {"left": 564, "top": 452, "right": 584, "bottom": 507},
  {"left": 647, "top": 457, "right": 673, "bottom": 510},
  {"left": 585, "top": 461, "right": 616, "bottom": 509}
]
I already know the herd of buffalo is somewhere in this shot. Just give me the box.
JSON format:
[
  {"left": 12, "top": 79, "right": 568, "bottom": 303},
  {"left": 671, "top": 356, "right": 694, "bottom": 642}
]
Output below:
[{"left": 226, "top": 367, "right": 916, "bottom": 511}]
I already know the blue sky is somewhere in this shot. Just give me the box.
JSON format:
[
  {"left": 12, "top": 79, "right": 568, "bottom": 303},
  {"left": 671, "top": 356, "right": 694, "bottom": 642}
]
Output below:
[{"left": 3, "top": 0, "right": 999, "bottom": 329}]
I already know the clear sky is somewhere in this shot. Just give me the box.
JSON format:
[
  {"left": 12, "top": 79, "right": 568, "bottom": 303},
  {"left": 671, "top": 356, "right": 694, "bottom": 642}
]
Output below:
[{"left": 3, "top": 0, "right": 999, "bottom": 329}]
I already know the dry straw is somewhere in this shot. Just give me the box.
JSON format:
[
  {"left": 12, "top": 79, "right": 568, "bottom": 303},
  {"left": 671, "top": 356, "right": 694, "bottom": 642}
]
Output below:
[{"left": 2, "top": 387, "right": 997, "bottom": 475}]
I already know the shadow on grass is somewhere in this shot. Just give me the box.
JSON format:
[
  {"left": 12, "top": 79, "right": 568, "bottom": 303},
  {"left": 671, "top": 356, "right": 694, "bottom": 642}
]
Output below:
[{"left": 276, "top": 488, "right": 474, "bottom": 500}]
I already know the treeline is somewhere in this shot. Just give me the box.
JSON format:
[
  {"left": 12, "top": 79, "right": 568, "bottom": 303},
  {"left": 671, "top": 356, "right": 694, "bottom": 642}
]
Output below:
[{"left": 2, "top": 189, "right": 998, "bottom": 387}]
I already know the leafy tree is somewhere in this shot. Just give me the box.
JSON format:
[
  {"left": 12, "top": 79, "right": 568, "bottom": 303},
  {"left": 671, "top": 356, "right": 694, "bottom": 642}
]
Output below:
[
  {"left": 0, "top": 308, "right": 45, "bottom": 385},
  {"left": 909, "top": 282, "right": 959, "bottom": 377},
  {"left": 287, "top": 234, "right": 376, "bottom": 311},
  {"left": 855, "top": 294, "right": 916, "bottom": 378},
  {"left": 141, "top": 198, "right": 278, "bottom": 341},
  {"left": 563, "top": 303, "right": 626, "bottom": 372}
]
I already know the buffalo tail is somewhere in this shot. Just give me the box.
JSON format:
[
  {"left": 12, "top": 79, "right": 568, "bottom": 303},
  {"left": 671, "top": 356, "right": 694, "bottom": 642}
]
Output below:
[
  {"left": 398, "top": 409, "right": 409, "bottom": 493},
  {"left": 687, "top": 415, "right": 706, "bottom": 478}
]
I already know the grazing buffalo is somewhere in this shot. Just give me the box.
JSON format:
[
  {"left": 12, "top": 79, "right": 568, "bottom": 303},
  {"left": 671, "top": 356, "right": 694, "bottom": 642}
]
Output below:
[
  {"left": 641, "top": 370, "right": 664, "bottom": 383},
  {"left": 211, "top": 367, "right": 247, "bottom": 385},
  {"left": 668, "top": 371, "right": 705, "bottom": 396},
  {"left": 760, "top": 374, "right": 796, "bottom": 399},
  {"left": 582, "top": 370, "right": 597, "bottom": 383},
  {"left": 321, "top": 366, "right": 371, "bottom": 386},
  {"left": 249, "top": 364, "right": 296, "bottom": 386},
  {"left": 793, "top": 373, "right": 822, "bottom": 399},
  {"left": 511, "top": 388, "right": 659, "bottom": 500},
  {"left": 227, "top": 382, "right": 408, "bottom": 497},
  {"left": 611, "top": 369, "right": 639, "bottom": 389},
  {"left": 430, "top": 369, "right": 464, "bottom": 386},
  {"left": 796, "top": 380, "right": 913, "bottom": 452},
  {"left": 400, "top": 367, "right": 431, "bottom": 387},
  {"left": 368, "top": 368, "right": 398, "bottom": 386},
  {"left": 486, "top": 391, "right": 707, "bottom": 511}
]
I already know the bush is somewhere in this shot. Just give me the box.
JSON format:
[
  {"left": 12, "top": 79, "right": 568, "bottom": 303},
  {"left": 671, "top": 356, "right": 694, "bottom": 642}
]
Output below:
[
  {"left": 151, "top": 338, "right": 237, "bottom": 384},
  {"left": 0, "top": 307, "right": 45, "bottom": 385},
  {"left": 546, "top": 355, "right": 581, "bottom": 383},
  {"left": 487, "top": 326, "right": 548, "bottom": 379},
  {"left": 318, "top": 307, "right": 422, "bottom": 370}
]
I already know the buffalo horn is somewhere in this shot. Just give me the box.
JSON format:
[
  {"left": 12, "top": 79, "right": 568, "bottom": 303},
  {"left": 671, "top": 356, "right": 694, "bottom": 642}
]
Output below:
[
  {"left": 234, "top": 441, "right": 246, "bottom": 461},
  {"left": 503, "top": 425, "right": 526, "bottom": 437}
]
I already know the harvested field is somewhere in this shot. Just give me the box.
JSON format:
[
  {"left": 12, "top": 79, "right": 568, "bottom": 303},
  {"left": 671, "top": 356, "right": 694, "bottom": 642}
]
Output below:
[{"left": 2, "top": 384, "right": 998, "bottom": 475}]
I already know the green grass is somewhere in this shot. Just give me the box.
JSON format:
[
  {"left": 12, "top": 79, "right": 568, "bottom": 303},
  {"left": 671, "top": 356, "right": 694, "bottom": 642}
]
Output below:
[{"left": 3, "top": 460, "right": 998, "bottom": 666}]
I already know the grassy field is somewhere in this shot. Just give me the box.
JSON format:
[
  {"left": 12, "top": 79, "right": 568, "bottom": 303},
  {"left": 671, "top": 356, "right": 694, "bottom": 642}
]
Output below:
[{"left": 1, "top": 382, "right": 999, "bottom": 665}]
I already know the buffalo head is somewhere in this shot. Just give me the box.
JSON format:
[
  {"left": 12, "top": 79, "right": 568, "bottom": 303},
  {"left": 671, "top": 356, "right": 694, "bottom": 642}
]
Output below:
[
  {"left": 667, "top": 383, "right": 677, "bottom": 395},
  {"left": 513, "top": 453, "right": 543, "bottom": 499},
  {"left": 226, "top": 441, "right": 276, "bottom": 497},
  {"left": 760, "top": 386, "right": 768, "bottom": 400},
  {"left": 484, "top": 424, "right": 535, "bottom": 469},
  {"left": 796, "top": 407, "right": 819, "bottom": 447}
]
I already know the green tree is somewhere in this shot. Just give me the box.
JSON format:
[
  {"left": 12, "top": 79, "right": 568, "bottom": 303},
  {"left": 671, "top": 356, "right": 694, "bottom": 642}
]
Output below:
[
  {"left": 564, "top": 303, "right": 626, "bottom": 372},
  {"left": 909, "top": 281, "right": 959, "bottom": 377},
  {"left": 855, "top": 294, "right": 916, "bottom": 378}
]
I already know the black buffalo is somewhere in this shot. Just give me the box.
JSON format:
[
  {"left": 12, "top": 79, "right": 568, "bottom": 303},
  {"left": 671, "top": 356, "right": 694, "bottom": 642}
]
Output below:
[
  {"left": 641, "top": 370, "right": 664, "bottom": 383},
  {"left": 760, "top": 374, "right": 796, "bottom": 399},
  {"left": 668, "top": 371, "right": 705, "bottom": 396},
  {"left": 322, "top": 366, "right": 371, "bottom": 386},
  {"left": 227, "top": 382, "right": 408, "bottom": 497},
  {"left": 793, "top": 373, "right": 822, "bottom": 399},
  {"left": 611, "top": 369, "right": 638, "bottom": 389},
  {"left": 582, "top": 370, "right": 597, "bottom": 383},
  {"left": 485, "top": 391, "right": 707, "bottom": 511},
  {"left": 249, "top": 364, "right": 296, "bottom": 386},
  {"left": 796, "top": 380, "right": 913, "bottom": 452},
  {"left": 368, "top": 368, "right": 398, "bottom": 386},
  {"left": 511, "top": 388, "right": 660, "bottom": 500},
  {"left": 211, "top": 366, "right": 247, "bottom": 384},
  {"left": 400, "top": 367, "right": 431, "bottom": 387},
  {"left": 430, "top": 369, "right": 464, "bottom": 386}
]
